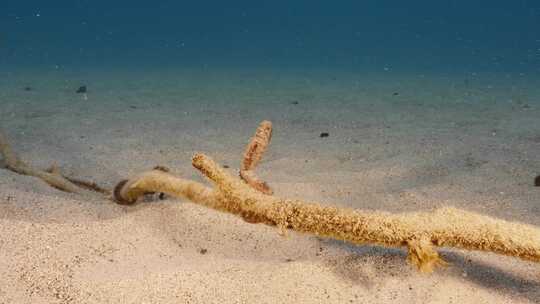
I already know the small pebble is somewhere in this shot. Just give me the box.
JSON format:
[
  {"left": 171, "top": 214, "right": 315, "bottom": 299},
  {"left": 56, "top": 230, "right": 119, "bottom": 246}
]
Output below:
[
  {"left": 320, "top": 132, "right": 329, "bottom": 138},
  {"left": 199, "top": 248, "right": 207, "bottom": 255},
  {"left": 76, "top": 86, "right": 87, "bottom": 93}
]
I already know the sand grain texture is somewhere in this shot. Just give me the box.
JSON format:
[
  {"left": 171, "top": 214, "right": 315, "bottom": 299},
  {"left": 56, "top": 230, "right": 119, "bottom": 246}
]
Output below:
[{"left": 0, "top": 69, "right": 539, "bottom": 303}]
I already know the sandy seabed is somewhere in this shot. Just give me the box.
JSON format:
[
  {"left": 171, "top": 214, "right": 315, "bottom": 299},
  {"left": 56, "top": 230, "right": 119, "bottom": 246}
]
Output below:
[{"left": 0, "top": 67, "right": 539, "bottom": 303}]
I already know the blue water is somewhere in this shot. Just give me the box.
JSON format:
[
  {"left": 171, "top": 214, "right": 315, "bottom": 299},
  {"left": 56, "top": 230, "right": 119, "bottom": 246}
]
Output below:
[{"left": 2, "top": 1, "right": 539, "bottom": 74}]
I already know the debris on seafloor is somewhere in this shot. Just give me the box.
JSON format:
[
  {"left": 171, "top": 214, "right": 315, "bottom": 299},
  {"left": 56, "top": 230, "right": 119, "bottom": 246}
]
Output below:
[
  {"left": 1, "top": 122, "right": 540, "bottom": 273},
  {"left": 110, "top": 122, "right": 540, "bottom": 273}
]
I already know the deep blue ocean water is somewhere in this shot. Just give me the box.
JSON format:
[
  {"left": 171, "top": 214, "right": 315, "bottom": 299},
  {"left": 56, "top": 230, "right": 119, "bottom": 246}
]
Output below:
[{"left": 2, "top": 1, "right": 539, "bottom": 74}]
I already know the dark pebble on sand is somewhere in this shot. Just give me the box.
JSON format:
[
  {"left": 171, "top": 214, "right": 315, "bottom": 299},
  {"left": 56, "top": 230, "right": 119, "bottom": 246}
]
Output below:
[
  {"left": 320, "top": 132, "right": 329, "bottom": 138},
  {"left": 76, "top": 86, "right": 87, "bottom": 93},
  {"left": 535, "top": 175, "right": 540, "bottom": 187},
  {"left": 199, "top": 248, "right": 208, "bottom": 255}
]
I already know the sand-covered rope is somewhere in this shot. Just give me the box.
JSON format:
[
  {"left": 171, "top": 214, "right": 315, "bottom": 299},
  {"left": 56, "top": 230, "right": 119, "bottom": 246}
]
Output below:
[
  {"left": 3, "top": 123, "right": 539, "bottom": 273},
  {"left": 113, "top": 169, "right": 218, "bottom": 206},
  {"left": 113, "top": 153, "right": 540, "bottom": 272},
  {"left": 0, "top": 129, "right": 108, "bottom": 196}
]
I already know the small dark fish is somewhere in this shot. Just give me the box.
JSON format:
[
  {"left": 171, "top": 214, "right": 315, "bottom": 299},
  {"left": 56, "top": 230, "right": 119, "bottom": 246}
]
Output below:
[{"left": 320, "top": 132, "right": 329, "bottom": 138}]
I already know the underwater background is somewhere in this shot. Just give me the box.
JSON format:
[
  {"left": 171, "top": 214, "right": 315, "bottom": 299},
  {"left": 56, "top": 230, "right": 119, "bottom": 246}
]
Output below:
[
  {"left": 1, "top": 0, "right": 539, "bottom": 74},
  {"left": 1, "top": 2, "right": 540, "bottom": 303}
]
